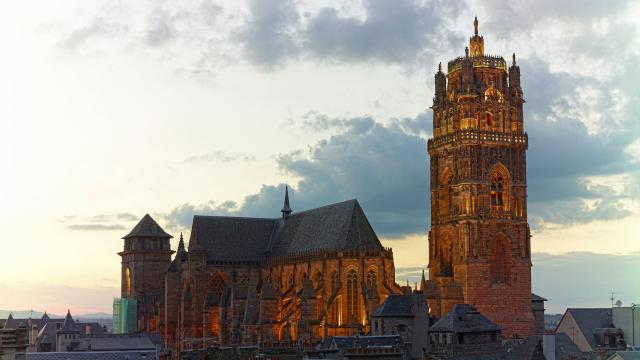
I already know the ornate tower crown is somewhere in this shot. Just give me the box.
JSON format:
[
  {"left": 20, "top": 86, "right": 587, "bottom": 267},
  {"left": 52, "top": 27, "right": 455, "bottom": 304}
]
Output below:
[{"left": 470, "top": 16, "right": 484, "bottom": 57}]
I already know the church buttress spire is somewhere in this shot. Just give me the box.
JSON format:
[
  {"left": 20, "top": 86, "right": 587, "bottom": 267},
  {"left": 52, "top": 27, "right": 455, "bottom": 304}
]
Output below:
[{"left": 281, "top": 185, "right": 292, "bottom": 218}]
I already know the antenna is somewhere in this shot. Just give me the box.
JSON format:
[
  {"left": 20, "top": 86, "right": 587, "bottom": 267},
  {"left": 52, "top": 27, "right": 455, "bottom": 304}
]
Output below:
[{"left": 610, "top": 292, "right": 615, "bottom": 307}]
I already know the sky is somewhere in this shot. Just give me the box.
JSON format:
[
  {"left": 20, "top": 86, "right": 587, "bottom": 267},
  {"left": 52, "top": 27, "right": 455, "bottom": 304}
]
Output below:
[{"left": 0, "top": 0, "right": 639, "bottom": 315}]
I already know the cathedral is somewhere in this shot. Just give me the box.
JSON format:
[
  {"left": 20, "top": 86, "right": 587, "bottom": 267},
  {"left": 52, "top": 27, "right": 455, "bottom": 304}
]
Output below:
[
  {"left": 116, "top": 17, "right": 536, "bottom": 357},
  {"left": 118, "top": 190, "right": 402, "bottom": 354}
]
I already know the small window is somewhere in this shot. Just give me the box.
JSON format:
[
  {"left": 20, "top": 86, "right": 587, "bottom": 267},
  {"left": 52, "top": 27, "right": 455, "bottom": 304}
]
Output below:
[{"left": 397, "top": 324, "right": 407, "bottom": 332}]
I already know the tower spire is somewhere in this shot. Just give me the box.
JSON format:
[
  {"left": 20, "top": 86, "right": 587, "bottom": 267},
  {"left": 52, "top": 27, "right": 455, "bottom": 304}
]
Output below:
[{"left": 281, "top": 185, "right": 292, "bottom": 218}]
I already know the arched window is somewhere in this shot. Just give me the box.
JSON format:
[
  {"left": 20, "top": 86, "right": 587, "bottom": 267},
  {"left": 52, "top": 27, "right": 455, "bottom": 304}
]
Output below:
[
  {"left": 346, "top": 270, "right": 359, "bottom": 323},
  {"left": 328, "top": 271, "right": 341, "bottom": 324},
  {"left": 439, "top": 236, "right": 453, "bottom": 277},
  {"left": 367, "top": 269, "right": 377, "bottom": 290},
  {"left": 490, "top": 177, "right": 505, "bottom": 210},
  {"left": 124, "top": 267, "right": 131, "bottom": 296},
  {"left": 210, "top": 274, "right": 226, "bottom": 301},
  {"left": 490, "top": 236, "right": 510, "bottom": 284}
]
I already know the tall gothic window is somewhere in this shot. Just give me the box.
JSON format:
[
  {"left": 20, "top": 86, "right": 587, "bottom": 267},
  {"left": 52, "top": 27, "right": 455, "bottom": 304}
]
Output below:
[
  {"left": 210, "top": 274, "right": 226, "bottom": 300},
  {"left": 367, "top": 270, "right": 377, "bottom": 290},
  {"left": 346, "top": 270, "right": 359, "bottom": 323},
  {"left": 491, "top": 176, "right": 505, "bottom": 210}
]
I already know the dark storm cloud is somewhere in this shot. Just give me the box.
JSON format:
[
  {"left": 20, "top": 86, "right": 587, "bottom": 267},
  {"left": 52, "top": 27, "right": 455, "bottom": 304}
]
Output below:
[
  {"left": 232, "top": 0, "right": 464, "bottom": 68},
  {"left": 518, "top": 57, "right": 640, "bottom": 227},
  {"left": 235, "top": 0, "right": 300, "bottom": 69},
  {"left": 164, "top": 114, "right": 431, "bottom": 238},
  {"left": 477, "top": 0, "right": 631, "bottom": 36},
  {"left": 301, "top": 0, "right": 462, "bottom": 64}
]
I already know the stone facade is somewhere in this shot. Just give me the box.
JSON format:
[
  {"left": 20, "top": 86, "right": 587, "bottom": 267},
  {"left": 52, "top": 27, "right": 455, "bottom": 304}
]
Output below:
[{"left": 426, "top": 17, "right": 535, "bottom": 337}]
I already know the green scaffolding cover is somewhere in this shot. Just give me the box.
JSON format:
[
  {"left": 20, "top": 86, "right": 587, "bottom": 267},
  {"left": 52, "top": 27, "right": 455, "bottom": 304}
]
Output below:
[{"left": 112, "top": 297, "right": 137, "bottom": 334}]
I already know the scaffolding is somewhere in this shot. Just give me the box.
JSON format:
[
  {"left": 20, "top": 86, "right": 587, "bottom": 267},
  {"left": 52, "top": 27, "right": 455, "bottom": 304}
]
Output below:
[{"left": 112, "top": 297, "right": 137, "bottom": 334}]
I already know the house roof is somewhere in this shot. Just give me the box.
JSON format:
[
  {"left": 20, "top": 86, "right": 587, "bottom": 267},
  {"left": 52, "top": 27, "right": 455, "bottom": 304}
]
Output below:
[
  {"left": 531, "top": 293, "right": 547, "bottom": 302},
  {"left": 607, "top": 352, "right": 640, "bottom": 360},
  {"left": 187, "top": 199, "right": 384, "bottom": 263},
  {"left": 429, "top": 304, "right": 501, "bottom": 333},
  {"left": 321, "top": 335, "right": 404, "bottom": 350},
  {"left": 122, "top": 214, "right": 172, "bottom": 239},
  {"left": 26, "top": 350, "right": 156, "bottom": 360},
  {"left": 502, "top": 336, "right": 543, "bottom": 360},
  {"left": 562, "top": 308, "right": 614, "bottom": 350},
  {"left": 553, "top": 333, "right": 588, "bottom": 360},
  {"left": 2, "top": 314, "right": 15, "bottom": 329},
  {"left": 372, "top": 294, "right": 414, "bottom": 318}
]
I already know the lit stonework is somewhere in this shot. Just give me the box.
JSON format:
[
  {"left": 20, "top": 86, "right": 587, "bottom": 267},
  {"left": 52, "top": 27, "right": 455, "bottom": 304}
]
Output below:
[{"left": 425, "top": 17, "right": 535, "bottom": 337}]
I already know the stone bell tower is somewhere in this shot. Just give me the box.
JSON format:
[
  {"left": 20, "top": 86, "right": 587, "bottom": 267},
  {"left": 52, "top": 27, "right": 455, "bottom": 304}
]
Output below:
[{"left": 425, "top": 17, "right": 534, "bottom": 337}]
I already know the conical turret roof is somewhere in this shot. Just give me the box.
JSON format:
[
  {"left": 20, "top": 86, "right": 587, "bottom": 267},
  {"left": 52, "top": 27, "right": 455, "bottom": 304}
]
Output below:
[
  {"left": 3, "top": 314, "right": 15, "bottom": 329},
  {"left": 281, "top": 185, "right": 292, "bottom": 216},
  {"left": 122, "top": 214, "right": 172, "bottom": 239}
]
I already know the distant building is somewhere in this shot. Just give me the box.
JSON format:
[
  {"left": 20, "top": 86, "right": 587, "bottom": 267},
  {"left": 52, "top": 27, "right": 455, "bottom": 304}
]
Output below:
[
  {"left": 26, "top": 350, "right": 156, "bottom": 360},
  {"left": 0, "top": 314, "right": 28, "bottom": 360},
  {"left": 555, "top": 308, "right": 626, "bottom": 353},
  {"left": 542, "top": 333, "right": 592, "bottom": 360},
  {"left": 371, "top": 292, "right": 430, "bottom": 359},
  {"left": 612, "top": 306, "right": 640, "bottom": 349},
  {"left": 316, "top": 335, "right": 405, "bottom": 359},
  {"left": 426, "top": 304, "right": 502, "bottom": 359},
  {"left": 531, "top": 294, "right": 547, "bottom": 335},
  {"left": 604, "top": 351, "right": 640, "bottom": 360}
]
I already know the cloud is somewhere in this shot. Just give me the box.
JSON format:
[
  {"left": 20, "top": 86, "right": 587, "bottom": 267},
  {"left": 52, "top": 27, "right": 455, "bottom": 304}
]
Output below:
[
  {"left": 301, "top": 0, "right": 462, "bottom": 64},
  {"left": 59, "top": 16, "right": 129, "bottom": 50},
  {"left": 65, "top": 213, "right": 139, "bottom": 231},
  {"left": 67, "top": 224, "right": 127, "bottom": 231},
  {"left": 164, "top": 113, "right": 431, "bottom": 238},
  {"left": 234, "top": 0, "right": 300, "bottom": 69},
  {"left": 182, "top": 150, "right": 256, "bottom": 163},
  {"left": 532, "top": 252, "right": 640, "bottom": 313}
]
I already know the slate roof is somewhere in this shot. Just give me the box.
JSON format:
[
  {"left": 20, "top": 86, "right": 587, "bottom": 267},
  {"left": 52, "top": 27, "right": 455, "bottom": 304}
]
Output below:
[
  {"left": 554, "top": 333, "right": 590, "bottom": 360},
  {"left": 429, "top": 304, "right": 501, "bottom": 333},
  {"left": 502, "top": 336, "right": 543, "bottom": 360},
  {"left": 372, "top": 294, "right": 413, "bottom": 318},
  {"left": 78, "top": 335, "right": 156, "bottom": 351},
  {"left": 2, "top": 314, "right": 15, "bottom": 329},
  {"left": 26, "top": 351, "right": 156, "bottom": 360},
  {"left": 531, "top": 293, "right": 547, "bottom": 302},
  {"left": 187, "top": 199, "right": 384, "bottom": 263},
  {"left": 563, "top": 308, "right": 614, "bottom": 350},
  {"left": 320, "top": 335, "right": 404, "bottom": 350},
  {"left": 189, "top": 215, "right": 275, "bottom": 262},
  {"left": 608, "top": 352, "right": 640, "bottom": 360},
  {"left": 123, "top": 214, "right": 172, "bottom": 239}
]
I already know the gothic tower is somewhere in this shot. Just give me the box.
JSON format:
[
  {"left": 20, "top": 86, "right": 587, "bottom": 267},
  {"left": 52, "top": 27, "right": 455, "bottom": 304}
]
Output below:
[
  {"left": 119, "top": 214, "right": 174, "bottom": 331},
  {"left": 426, "top": 17, "right": 534, "bottom": 337}
]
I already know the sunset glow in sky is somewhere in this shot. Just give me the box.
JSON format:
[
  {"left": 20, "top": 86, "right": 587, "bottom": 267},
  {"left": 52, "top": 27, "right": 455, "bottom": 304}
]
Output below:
[{"left": 1, "top": 0, "right": 639, "bottom": 315}]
